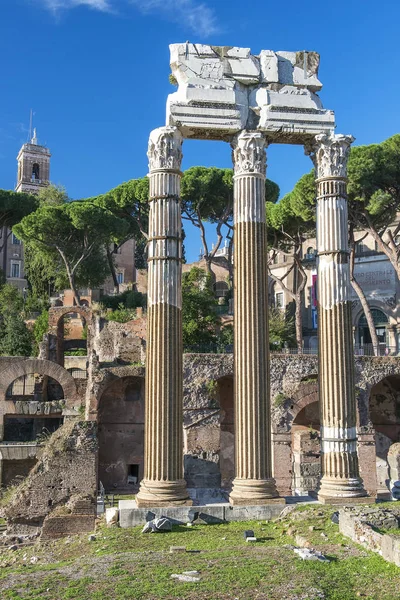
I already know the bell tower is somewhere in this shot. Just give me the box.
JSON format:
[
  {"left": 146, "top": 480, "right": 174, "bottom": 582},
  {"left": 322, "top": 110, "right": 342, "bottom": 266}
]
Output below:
[{"left": 15, "top": 128, "right": 51, "bottom": 194}]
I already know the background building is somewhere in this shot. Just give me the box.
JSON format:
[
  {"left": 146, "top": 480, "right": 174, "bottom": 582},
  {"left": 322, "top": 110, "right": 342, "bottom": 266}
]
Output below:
[
  {"left": 0, "top": 129, "right": 49, "bottom": 291},
  {"left": 0, "top": 130, "right": 136, "bottom": 296},
  {"left": 270, "top": 229, "right": 400, "bottom": 354}
]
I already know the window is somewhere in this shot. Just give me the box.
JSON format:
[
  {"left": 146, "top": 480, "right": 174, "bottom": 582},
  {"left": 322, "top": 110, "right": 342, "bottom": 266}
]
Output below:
[
  {"left": 117, "top": 272, "right": 124, "bottom": 284},
  {"left": 32, "top": 163, "right": 40, "bottom": 181},
  {"left": 213, "top": 281, "right": 229, "bottom": 298},
  {"left": 10, "top": 261, "right": 20, "bottom": 278},
  {"left": 273, "top": 254, "right": 279, "bottom": 264},
  {"left": 356, "top": 241, "right": 365, "bottom": 255},
  {"left": 12, "top": 233, "right": 21, "bottom": 245},
  {"left": 275, "top": 292, "right": 284, "bottom": 309}
]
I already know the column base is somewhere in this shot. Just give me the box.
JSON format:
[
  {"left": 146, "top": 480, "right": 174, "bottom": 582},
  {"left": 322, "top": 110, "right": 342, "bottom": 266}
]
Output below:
[
  {"left": 136, "top": 479, "right": 192, "bottom": 508},
  {"left": 229, "top": 478, "right": 283, "bottom": 506},
  {"left": 317, "top": 495, "right": 376, "bottom": 506},
  {"left": 317, "top": 476, "right": 370, "bottom": 505}
]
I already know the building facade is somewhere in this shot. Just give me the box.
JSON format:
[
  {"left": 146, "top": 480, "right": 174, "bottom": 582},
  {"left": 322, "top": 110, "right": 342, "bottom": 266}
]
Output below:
[
  {"left": 0, "top": 129, "right": 50, "bottom": 291},
  {"left": 270, "top": 227, "right": 400, "bottom": 354}
]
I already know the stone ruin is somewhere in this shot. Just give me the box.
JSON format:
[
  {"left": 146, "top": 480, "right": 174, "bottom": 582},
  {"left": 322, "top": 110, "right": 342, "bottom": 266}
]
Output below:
[
  {"left": 167, "top": 44, "right": 334, "bottom": 141},
  {"left": 3, "top": 43, "right": 400, "bottom": 539},
  {"left": 135, "top": 42, "right": 369, "bottom": 509}
]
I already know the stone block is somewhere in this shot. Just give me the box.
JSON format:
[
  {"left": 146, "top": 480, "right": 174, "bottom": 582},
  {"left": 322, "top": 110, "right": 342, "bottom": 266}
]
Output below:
[
  {"left": 382, "top": 534, "right": 400, "bottom": 568},
  {"left": 167, "top": 43, "right": 334, "bottom": 141},
  {"left": 118, "top": 501, "right": 286, "bottom": 528},
  {"left": 41, "top": 515, "right": 96, "bottom": 540},
  {"left": 259, "top": 50, "right": 279, "bottom": 83}
]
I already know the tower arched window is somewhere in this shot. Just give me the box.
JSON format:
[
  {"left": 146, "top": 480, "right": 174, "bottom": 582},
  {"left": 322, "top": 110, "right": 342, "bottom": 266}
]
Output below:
[{"left": 32, "top": 163, "right": 40, "bottom": 181}]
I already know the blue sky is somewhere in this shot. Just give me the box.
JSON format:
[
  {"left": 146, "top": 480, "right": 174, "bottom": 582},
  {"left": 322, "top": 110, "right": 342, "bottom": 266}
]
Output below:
[{"left": 1, "top": 0, "right": 400, "bottom": 262}]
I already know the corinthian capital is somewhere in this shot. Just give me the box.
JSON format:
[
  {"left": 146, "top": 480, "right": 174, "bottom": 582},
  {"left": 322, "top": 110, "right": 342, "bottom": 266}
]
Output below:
[
  {"left": 232, "top": 130, "right": 267, "bottom": 176},
  {"left": 147, "top": 126, "right": 183, "bottom": 172},
  {"left": 307, "top": 133, "right": 354, "bottom": 179}
]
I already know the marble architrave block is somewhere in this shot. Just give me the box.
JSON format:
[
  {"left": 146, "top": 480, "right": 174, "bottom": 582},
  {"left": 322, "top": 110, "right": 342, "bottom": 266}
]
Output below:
[{"left": 167, "top": 43, "right": 335, "bottom": 142}]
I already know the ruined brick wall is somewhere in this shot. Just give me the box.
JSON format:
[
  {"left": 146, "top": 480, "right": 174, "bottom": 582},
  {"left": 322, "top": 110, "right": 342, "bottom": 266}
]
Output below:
[
  {"left": 2, "top": 458, "right": 37, "bottom": 487},
  {"left": 2, "top": 419, "right": 97, "bottom": 537},
  {"left": 97, "top": 375, "right": 145, "bottom": 490},
  {"left": 180, "top": 353, "right": 400, "bottom": 495},
  {"left": 92, "top": 316, "right": 146, "bottom": 364}
]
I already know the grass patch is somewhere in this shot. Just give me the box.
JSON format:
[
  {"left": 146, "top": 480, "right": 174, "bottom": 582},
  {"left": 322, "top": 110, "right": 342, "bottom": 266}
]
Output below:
[{"left": 1, "top": 504, "right": 399, "bottom": 599}]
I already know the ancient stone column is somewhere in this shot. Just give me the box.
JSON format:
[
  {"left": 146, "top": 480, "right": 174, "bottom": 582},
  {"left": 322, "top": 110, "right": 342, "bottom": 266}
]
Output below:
[
  {"left": 136, "top": 126, "right": 191, "bottom": 507},
  {"left": 310, "top": 133, "right": 368, "bottom": 502},
  {"left": 229, "top": 130, "right": 281, "bottom": 506}
]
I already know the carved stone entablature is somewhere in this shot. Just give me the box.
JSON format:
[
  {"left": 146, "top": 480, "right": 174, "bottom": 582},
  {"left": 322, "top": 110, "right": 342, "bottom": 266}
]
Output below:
[
  {"left": 308, "top": 133, "right": 354, "bottom": 180},
  {"left": 148, "top": 126, "right": 183, "bottom": 172},
  {"left": 167, "top": 43, "right": 335, "bottom": 142},
  {"left": 232, "top": 130, "right": 267, "bottom": 176}
]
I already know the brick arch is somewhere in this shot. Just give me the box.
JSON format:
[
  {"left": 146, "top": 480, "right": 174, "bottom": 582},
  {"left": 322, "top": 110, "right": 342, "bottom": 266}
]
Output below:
[
  {"left": 48, "top": 305, "right": 92, "bottom": 332},
  {"left": 272, "top": 380, "right": 319, "bottom": 434},
  {"left": 290, "top": 381, "right": 319, "bottom": 420},
  {"left": 354, "top": 358, "right": 400, "bottom": 429},
  {"left": 0, "top": 358, "right": 78, "bottom": 402},
  {"left": 357, "top": 358, "right": 400, "bottom": 392}
]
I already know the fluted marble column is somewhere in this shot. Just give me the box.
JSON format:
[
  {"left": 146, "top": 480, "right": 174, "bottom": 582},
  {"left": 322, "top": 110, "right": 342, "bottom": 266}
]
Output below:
[
  {"left": 136, "top": 126, "right": 191, "bottom": 507},
  {"left": 309, "top": 133, "right": 368, "bottom": 503},
  {"left": 229, "top": 130, "right": 281, "bottom": 506}
]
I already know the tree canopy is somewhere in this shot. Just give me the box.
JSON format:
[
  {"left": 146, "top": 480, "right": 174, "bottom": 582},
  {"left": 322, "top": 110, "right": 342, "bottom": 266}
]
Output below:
[
  {"left": 0, "top": 283, "right": 33, "bottom": 357},
  {"left": 0, "top": 189, "right": 38, "bottom": 231},
  {"left": 266, "top": 174, "right": 316, "bottom": 350},
  {"left": 181, "top": 166, "right": 279, "bottom": 281},
  {"left": 91, "top": 177, "right": 149, "bottom": 290},
  {"left": 14, "top": 200, "right": 128, "bottom": 306},
  {"left": 182, "top": 266, "right": 221, "bottom": 348}
]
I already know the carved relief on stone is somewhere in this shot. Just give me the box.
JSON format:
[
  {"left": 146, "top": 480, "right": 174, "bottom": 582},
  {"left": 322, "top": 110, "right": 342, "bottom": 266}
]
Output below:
[
  {"left": 306, "top": 133, "right": 354, "bottom": 180},
  {"left": 231, "top": 130, "right": 267, "bottom": 176},
  {"left": 148, "top": 126, "right": 183, "bottom": 172}
]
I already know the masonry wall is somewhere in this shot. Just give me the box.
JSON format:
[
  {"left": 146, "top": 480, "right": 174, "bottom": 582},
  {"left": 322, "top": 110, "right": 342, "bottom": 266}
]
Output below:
[
  {"left": 98, "top": 376, "right": 145, "bottom": 490},
  {"left": 2, "top": 419, "right": 97, "bottom": 537}
]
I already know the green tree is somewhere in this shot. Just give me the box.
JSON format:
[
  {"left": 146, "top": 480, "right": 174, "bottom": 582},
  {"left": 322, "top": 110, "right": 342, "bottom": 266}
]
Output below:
[
  {"left": 181, "top": 166, "right": 279, "bottom": 283},
  {"left": 134, "top": 236, "right": 148, "bottom": 270},
  {"left": 93, "top": 177, "right": 149, "bottom": 291},
  {"left": 268, "top": 307, "right": 296, "bottom": 350},
  {"left": 0, "top": 314, "right": 33, "bottom": 357},
  {"left": 0, "top": 283, "right": 24, "bottom": 317},
  {"left": 37, "top": 183, "right": 68, "bottom": 206},
  {"left": 347, "top": 135, "right": 400, "bottom": 279},
  {"left": 0, "top": 189, "right": 38, "bottom": 255},
  {"left": 267, "top": 175, "right": 315, "bottom": 351},
  {"left": 32, "top": 309, "right": 49, "bottom": 354},
  {"left": 181, "top": 167, "right": 234, "bottom": 280},
  {"left": 182, "top": 267, "right": 220, "bottom": 348},
  {"left": 0, "top": 189, "right": 38, "bottom": 230},
  {"left": 291, "top": 137, "right": 399, "bottom": 356},
  {"left": 14, "top": 201, "right": 128, "bottom": 306}
]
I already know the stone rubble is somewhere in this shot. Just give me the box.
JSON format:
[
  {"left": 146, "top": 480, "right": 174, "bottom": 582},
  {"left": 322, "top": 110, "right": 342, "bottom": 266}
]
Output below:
[
  {"left": 141, "top": 517, "right": 172, "bottom": 534},
  {"left": 105, "top": 508, "right": 119, "bottom": 526},
  {"left": 294, "top": 548, "right": 330, "bottom": 562}
]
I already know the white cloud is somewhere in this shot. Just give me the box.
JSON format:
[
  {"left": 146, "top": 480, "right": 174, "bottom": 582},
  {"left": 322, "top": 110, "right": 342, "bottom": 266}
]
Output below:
[
  {"left": 39, "top": 0, "right": 113, "bottom": 13},
  {"left": 35, "top": 0, "right": 219, "bottom": 36},
  {"left": 129, "top": 0, "right": 219, "bottom": 36}
]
